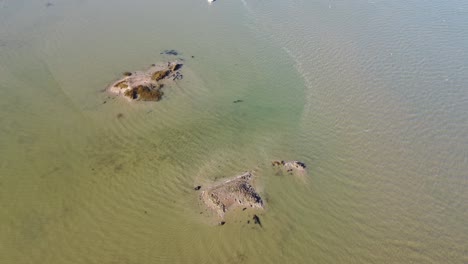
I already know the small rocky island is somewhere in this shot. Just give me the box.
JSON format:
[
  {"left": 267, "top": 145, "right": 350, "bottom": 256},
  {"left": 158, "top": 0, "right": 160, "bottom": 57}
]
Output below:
[
  {"left": 199, "top": 172, "right": 263, "bottom": 218},
  {"left": 108, "top": 61, "right": 183, "bottom": 101},
  {"left": 272, "top": 160, "right": 307, "bottom": 176},
  {"left": 197, "top": 160, "right": 307, "bottom": 225}
]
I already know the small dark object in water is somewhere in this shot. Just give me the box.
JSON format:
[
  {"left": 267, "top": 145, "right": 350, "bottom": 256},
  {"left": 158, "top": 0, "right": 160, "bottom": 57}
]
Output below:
[
  {"left": 162, "top": 49, "right": 179, "bottom": 56},
  {"left": 247, "top": 220, "right": 250, "bottom": 224},
  {"left": 233, "top": 100, "right": 243, "bottom": 103},
  {"left": 144, "top": 210, "right": 148, "bottom": 214},
  {"left": 151, "top": 63, "right": 156, "bottom": 66},
  {"left": 123, "top": 71, "right": 132, "bottom": 76},
  {"left": 253, "top": 215, "right": 262, "bottom": 227},
  {"left": 46, "top": 2, "right": 53, "bottom": 7},
  {"left": 194, "top": 185, "right": 201, "bottom": 191},
  {"left": 243, "top": 207, "right": 247, "bottom": 211},
  {"left": 219, "top": 221, "right": 226, "bottom": 226},
  {"left": 103, "top": 101, "right": 107, "bottom": 104},
  {"left": 191, "top": 55, "right": 195, "bottom": 58},
  {"left": 117, "top": 113, "right": 124, "bottom": 119}
]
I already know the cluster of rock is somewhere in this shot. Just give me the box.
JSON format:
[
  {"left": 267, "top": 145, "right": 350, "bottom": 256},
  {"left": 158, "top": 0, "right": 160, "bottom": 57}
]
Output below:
[
  {"left": 106, "top": 53, "right": 309, "bottom": 228},
  {"left": 108, "top": 61, "right": 183, "bottom": 101},
  {"left": 199, "top": 172, "right": 263, "bottom": 218},
  {"left": 272, "top": 160, "right": 306, "bottom": 169},
  {"left": 272, "top": 160, "right": 307, "bottom": 175},
  {"left": 196, "top": 160, "right": 307, "bottom": 225}
]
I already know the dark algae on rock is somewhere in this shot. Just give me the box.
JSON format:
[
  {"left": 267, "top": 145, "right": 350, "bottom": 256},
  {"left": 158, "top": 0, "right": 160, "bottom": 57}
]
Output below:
[
  {"left": 151, "top": 69, "right": 170, "bottom": 81},
  {"left": 170, "top": 63, "right": 182, "bottom": 72},
  {"left": 124, "top": 85, "right": 163, "bottom": 101}
]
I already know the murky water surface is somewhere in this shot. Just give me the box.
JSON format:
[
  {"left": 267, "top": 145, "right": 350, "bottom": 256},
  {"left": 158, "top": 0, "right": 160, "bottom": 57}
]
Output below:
[{"left": 1, "top": 0, "right": 467, "bottom": 263}]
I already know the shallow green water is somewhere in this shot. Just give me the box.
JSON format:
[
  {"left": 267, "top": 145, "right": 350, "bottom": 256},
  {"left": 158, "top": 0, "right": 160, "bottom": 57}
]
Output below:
[{"left": 1, "top": 0, "right": 467, "bottom": 263}]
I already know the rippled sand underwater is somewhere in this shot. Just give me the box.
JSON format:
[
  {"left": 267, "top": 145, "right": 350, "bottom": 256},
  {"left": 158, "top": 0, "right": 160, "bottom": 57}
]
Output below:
[{"left": 1, "top": 0, "right": 467, "bottom": 263}]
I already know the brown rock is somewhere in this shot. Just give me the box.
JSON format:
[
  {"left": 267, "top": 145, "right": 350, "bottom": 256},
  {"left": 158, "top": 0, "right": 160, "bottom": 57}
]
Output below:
[{"left": 151, "top": 70, "right": 170, "bottom": 81}]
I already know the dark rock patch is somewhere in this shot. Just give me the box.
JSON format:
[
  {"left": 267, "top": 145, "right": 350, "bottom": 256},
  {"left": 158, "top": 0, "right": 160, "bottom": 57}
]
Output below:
[
  {"left": 161, "top": 49, "right": 179, "bottom": 56},
  {"left": 171, "top": 63, "right": 182, "bottom": 72},
  {"left": 295, "top": 161, "right": 306, "bottom": 168}
]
